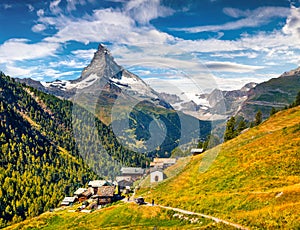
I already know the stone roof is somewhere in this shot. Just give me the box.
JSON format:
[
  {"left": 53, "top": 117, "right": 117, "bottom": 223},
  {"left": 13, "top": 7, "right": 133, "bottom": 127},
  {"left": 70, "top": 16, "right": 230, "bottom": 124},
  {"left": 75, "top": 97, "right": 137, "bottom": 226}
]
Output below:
[
  {"left": 74, "top": 188, "right": 87, "bottom": 195},
  {"left": 96, "top": 186, "right": 115, "bottom": 197},
  {"left": 150, "top": 167, "right": 164, "bottom": 173},
  {"left": 88, "top": 180, "right": 111, "bottom": 187},
  {"left": 121, "top": 167, "right": 145, "bottom": 175},
  {"left": 116, "top": 176, "right": 133, "bottom": 182},
  {"left": 82, "top": 190, "right": 92, "bottom": 197},
  {"left": 62, "top": 196, "right": 77, "bottom": 203},
  {"left": 150, "top": 162, "right": 164, "bottom": 167},
  {"left": 153, "top": 158, "right": 176, "bottom": 164}
]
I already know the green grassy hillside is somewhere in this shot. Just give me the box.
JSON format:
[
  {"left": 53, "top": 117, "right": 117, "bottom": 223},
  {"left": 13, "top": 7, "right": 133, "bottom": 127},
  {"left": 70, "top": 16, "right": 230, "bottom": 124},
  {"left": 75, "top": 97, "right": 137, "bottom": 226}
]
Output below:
[
  {"left": 0, "top": 73, "right": 146, "bottom": 227},
  {"left": 138, "top": 106, "right": 300, "bottom": 229},
  {"left": 6, "top": 202, "right": 233, "bottom": 230},
  {"left": 5, "top": 99, "right": 300, "bottom": 230}
]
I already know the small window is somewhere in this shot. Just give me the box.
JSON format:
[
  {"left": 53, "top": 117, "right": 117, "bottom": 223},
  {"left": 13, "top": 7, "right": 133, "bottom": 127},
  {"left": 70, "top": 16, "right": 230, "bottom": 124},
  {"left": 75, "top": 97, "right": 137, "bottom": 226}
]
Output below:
[{"left": 155, "top": 175, "right": 159, "bottom": 182}]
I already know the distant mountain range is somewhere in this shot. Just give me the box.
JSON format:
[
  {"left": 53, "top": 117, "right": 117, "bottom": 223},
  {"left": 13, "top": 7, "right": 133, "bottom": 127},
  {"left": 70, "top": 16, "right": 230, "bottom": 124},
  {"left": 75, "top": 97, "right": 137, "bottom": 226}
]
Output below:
[
  {"left": 16, "top": 44, "right": 214, "bottom": 155},
  {"left": 17, "top": 45, "right": 300, "bottom": 123},
  {"left": 159, "top": 68, "right": 300, "bottom": 121}
]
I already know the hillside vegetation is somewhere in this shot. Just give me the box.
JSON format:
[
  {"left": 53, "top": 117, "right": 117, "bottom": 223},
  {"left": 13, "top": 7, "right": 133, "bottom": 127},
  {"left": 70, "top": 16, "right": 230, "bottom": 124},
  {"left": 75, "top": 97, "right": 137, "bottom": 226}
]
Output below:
[
  {"left": 0, "top": 73, "right": 148, "bottom": 227},
  {"left": 6, "top": 202, "right": 234, "bottom": 230},
  {"left": 138, "top": 106, "right": 300, "bottom": 229},
  {"left": 0, "top": 74, "right": 98, "bottom": 227}
]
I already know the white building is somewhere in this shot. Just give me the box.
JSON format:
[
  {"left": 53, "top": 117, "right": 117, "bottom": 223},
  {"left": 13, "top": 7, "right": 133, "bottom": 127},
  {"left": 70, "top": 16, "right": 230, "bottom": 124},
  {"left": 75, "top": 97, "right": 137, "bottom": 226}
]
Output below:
[{"left": 150, "top": 169, "right": 164, "bottom": 183}]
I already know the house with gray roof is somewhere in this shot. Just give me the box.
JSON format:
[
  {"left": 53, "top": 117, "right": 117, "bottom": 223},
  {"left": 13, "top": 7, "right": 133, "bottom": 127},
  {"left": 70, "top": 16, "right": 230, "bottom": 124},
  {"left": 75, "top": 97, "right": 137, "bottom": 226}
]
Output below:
[{"left": 120, "top": 167, "right": 145, "bottom": 181}]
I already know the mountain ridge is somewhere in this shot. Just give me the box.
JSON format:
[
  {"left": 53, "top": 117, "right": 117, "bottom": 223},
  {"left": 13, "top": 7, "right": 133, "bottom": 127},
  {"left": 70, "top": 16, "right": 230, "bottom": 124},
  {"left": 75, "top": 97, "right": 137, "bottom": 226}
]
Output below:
[{"left": 14, "top": 46, "right": 300, "bottom": 123}]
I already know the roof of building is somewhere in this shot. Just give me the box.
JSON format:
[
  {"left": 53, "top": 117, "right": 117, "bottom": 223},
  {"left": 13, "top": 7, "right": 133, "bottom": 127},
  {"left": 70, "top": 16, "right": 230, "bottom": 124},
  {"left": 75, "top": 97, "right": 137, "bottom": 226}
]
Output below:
[
  {"left": 150, "top": 168, "right": 164, "bottom": 173},
  {"left": 74, "top": 188, "right": 87, "bottom": 196},
  {"left": 150, "top": 162, "right": 164, "bottom": 167},
  {"left": 117, "top": 180, "right": 133, "bottom": 187},
  {"left": 62, "top": 196, "right": 77, "bottom": 203},
  {"left": 61, "top": 201, "right": 70, "bottom": 206},
  {"left": 116, "top": 176, "right": 133, "bottom": 182},
  {"left": 121, "top": 167, "right": 145, "bottom": 175},
  {"left": 153, "top": 158, "right": 176, "bottom": 164},
  {"left": 190, "top": 148, "right": 204, "bottom": 153},
  {"left": 82, "top": 190, "right": 93, "bottom": 197},
  {"left": 96, "top": 186, "right": 115, "bottom": 197},
  {"left": 88, "top": 180, "right": 111, "bottom": 187}
]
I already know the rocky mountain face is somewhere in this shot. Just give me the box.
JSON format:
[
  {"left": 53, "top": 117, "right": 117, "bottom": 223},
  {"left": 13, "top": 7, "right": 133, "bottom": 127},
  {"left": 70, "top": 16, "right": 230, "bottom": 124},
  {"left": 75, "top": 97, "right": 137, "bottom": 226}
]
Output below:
[
  {"left": 161, "top": 82, "right": 257, "bottom": 121},
  {"left": 237, "top": 67, "right": 300, "bottom": 120},
  {"left": 15, "top": 44, "right": 212, "bottom": 156},
  {"left": 163, "top": 65, "right": 300, "bottom": 122},
  {"left": 17, "top": 44, "right": 172, "bottom": 124}
]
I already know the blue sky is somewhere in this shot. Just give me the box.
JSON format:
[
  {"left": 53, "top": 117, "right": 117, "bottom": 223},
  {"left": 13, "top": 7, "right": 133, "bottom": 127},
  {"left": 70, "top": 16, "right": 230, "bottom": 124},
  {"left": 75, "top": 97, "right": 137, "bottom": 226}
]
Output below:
[{"left": 1, "top": 0, "right": 300, "bottom": 92}]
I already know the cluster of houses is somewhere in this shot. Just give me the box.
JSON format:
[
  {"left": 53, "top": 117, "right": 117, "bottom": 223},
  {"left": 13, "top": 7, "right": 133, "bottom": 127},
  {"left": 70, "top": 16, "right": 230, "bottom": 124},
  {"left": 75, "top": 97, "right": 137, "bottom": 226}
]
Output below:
[
  {"left": 60, "top": 167, "right": 146, "bottom": 210},
  {"left": 61, "top": 180, "right": 117, "bottom": 210},
  {"left": 61, "top": 155, "right": 204, "bottom": 209}
]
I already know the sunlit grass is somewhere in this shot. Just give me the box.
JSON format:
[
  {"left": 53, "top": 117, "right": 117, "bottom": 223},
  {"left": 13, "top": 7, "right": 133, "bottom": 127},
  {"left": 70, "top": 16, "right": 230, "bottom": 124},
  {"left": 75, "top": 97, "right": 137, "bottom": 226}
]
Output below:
[
  {"left": 6, "top": 203, "right": 226, "bottom": 229},
  {"left": 138, "top": 106, "right": 300, "bottom": 229}
]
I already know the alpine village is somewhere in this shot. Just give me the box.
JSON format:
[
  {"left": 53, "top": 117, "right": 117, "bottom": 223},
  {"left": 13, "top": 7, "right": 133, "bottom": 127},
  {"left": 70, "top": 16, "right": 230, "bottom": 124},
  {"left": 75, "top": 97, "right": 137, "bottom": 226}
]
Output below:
[{"left": 1, "top": 1, "right": 300, "bottom": 230}]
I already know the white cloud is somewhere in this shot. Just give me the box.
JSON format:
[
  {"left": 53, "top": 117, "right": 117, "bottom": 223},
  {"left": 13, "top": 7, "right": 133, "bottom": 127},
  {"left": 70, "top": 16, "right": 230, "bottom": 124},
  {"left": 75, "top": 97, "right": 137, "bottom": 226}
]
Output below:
[
  {"left": 3, "top": 4, "right": 12, "bottom": 9},
  {"left": 27, "top": 4, "right": 34, "bottom": 12},
  {"left": 283, "top": 6, "right": 300, "bottom": 39},
  {"left": 0, "top": 39, "right": 59, "bottom": 63},
  {"left": 125, "top": 0, "right": 174, "bottom": 25},
  {"left": 72, "top": 49, "right": 97, "bottom": 60},
  {"left": 212, "top": 76, "right": 268, "bottom": 91},
  {"left": 210, "top": 51, "right": 258, "bottom": 59},
  {"left": 39, "top": 69, "right": 81, "bottom": 79},
  {"left": 50, "top": 0, "right": 62, "bottom": 14},
  {"left": 204, "top": 61, "right": 264, "bottom": 73},
  {"left": 5, "top": 64, "right": 33, "bottom": 77},
  {"left": 174, "top": 7, "right": 290, "bottom": 33},
  {"left": 49, "top": 59, "right": 86, "bottom": 68},
  {"left": 32, "top": 24, "right": 46, "bottom": 32},
  {"left": 41, "top": 7, "right": 173, "bottom": 45},
  {"left": 37, "top": 9, "right": 45, "bottom": 17},
  {"left": 66, "top": 0, "right": 88, "bottom": 12}
]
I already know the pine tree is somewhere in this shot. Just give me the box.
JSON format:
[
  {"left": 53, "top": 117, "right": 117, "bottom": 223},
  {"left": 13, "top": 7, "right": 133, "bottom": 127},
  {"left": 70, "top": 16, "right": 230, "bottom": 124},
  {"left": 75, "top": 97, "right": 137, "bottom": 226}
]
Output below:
[
  {"left": 255, "top": 110, "right": 262, "bottom": 126},
  {"left": 224, "top": 117, "right": 236, "bottom": 142},
  {"left": 270, "top": 107, "right": 276, "bottom": 116},
  {"left": 237, "top": 118, "right": 247, "bottom": 134}
]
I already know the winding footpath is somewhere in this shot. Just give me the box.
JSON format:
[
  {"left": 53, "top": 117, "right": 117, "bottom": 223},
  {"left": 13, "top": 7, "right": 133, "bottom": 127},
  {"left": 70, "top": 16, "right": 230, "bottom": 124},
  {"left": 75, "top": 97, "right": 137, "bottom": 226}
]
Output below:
[
  {"left": 126, "top": 180, "right": 249, "bottom": 229},
  {"left": 124, "top": 196, "right": 248, "bottom": 229},
  {"left": 152, "top": 204, "right": 249, "bottom": 230}
]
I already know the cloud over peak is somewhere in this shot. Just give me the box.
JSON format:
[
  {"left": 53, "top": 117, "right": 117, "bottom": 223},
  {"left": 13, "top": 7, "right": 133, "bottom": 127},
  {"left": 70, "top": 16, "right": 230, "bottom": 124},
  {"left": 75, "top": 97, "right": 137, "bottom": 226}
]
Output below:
[{"left": 174, "top": 6, "right": 290, "bottom": 33}]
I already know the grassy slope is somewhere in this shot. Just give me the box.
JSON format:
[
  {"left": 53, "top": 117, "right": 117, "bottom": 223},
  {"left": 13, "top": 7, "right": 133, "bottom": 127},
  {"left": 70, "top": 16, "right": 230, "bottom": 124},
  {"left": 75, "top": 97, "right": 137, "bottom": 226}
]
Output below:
[
  {"left": 138, "top": 106, "right": 300, "bottom": 229},
  {"left": 6, "top": 203, "right": 232, "bottom": 230},
  {"left": 5, "top": 107, "right": 300, "bottom": 230}
]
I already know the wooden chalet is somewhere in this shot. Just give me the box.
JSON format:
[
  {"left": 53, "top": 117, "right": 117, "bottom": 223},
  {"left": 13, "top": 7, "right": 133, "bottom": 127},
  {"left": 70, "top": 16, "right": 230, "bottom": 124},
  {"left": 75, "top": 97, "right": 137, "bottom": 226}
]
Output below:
[
  {"left": 61, "top": 196, "right": 77, "bottom": 206},
  {"left": 92, "top": 186, "right": 115, "bottom": 205},
  {"left": 74, "top": 187, "right": 93, "bottom": 202},
  {"left": 88, "top": 180, "right": 113, "bottom": 195},
  {"left": 120, "top": 167, "right": 145, "bottom": 181}
]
